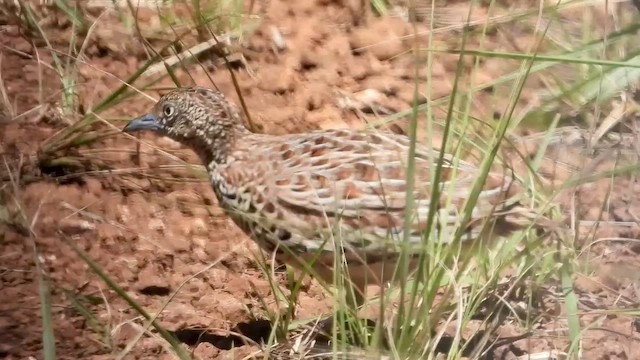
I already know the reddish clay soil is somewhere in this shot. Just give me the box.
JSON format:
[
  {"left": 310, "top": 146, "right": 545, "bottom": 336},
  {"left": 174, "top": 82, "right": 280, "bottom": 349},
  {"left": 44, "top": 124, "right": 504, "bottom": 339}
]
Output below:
[{"left": 2, "top": 1, "right": 640, "bottom": 359}]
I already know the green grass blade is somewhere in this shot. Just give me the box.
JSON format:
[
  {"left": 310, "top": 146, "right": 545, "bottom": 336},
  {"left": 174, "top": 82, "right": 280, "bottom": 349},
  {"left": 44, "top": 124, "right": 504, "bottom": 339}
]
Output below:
[
  {"left": 35, "top": 256, "right": 56, "bottom": 360},
  {"left": 436, "top": 48, "right": 640, "bottom": 69},
  {"left": 560, "top": 260, "right": 581, "bottom": 355},
  {"left": 53, "top": 0, "right": 86, "bottom": 30}
]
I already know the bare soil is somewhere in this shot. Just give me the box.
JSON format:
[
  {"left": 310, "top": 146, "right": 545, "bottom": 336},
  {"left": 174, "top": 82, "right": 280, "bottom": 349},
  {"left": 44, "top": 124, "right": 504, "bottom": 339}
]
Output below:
[{"left": 1, "top": 0, "right": 640, "bottom": 359}]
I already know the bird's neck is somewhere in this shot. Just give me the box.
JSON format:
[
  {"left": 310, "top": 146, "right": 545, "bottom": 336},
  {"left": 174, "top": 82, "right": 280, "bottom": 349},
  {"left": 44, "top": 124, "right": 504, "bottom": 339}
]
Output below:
[{"left": 187, "top": 123, "right": 250, "bottom": 167}]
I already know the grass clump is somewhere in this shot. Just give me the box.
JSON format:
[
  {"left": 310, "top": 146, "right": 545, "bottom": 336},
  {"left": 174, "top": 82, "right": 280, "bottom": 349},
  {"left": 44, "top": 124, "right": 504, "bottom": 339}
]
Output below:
[{"left": 3, "top": 0, "right": 255, "bottom": 178}]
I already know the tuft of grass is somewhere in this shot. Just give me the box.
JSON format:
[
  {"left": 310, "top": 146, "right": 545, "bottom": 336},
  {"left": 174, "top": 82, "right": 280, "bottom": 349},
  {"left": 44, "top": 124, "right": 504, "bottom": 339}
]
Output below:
[{"left": 5, "top": 0, "right": 256, "bottom": 178}]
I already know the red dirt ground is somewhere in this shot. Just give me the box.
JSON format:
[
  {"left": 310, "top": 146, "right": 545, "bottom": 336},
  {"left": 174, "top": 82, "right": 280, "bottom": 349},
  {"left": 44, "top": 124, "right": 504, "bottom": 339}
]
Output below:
[{"left": 2, "top": 1, "right": 640, "bottom": 359}]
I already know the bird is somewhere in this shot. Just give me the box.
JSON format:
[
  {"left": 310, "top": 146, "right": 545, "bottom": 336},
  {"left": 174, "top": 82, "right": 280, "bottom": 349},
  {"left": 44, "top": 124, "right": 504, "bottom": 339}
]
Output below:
[{"left": 122, "top": 86, "right": 544, "bottom": 307}]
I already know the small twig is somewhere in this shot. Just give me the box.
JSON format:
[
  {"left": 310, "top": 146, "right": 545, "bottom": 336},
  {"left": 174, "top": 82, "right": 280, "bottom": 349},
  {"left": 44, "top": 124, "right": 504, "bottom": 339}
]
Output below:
[{"left": 141, "top": 35, "right": 234, "bottom": 78}]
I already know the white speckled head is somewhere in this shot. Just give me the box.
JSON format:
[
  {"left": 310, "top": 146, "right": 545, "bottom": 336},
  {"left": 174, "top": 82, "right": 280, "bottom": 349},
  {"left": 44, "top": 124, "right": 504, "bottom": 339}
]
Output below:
[{"left": 124, "top": 87, "right": 249, "bottom": 164}]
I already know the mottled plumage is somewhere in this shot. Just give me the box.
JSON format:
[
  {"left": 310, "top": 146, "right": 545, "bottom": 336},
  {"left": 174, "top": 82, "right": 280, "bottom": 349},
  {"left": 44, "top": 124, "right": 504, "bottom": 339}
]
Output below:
[{"left": 123, "top": 86, "right": 539, "bottom": 301}]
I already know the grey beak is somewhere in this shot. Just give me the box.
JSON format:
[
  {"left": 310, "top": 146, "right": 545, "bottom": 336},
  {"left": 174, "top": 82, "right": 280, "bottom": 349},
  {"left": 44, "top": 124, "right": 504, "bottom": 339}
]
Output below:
[{"left": 123, "top": 114, "right": 161, "bottom": 133}]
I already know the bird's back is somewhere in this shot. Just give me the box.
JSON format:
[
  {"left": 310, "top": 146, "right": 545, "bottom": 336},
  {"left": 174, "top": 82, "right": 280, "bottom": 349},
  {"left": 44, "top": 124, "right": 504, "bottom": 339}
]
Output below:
[{"left": 206, "top": 128, "right": 522, "bottom": 262}]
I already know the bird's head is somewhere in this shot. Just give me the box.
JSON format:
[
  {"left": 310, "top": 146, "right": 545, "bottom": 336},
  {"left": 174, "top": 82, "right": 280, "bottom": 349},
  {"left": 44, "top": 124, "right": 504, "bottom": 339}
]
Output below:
[{"left": 123, "top": 87, "right": 248, "bottom": 163}]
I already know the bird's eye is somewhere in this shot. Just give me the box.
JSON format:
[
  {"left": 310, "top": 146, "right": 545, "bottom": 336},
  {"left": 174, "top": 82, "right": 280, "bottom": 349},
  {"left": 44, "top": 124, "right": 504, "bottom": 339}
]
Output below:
[{"left": 163, "top": 104, "right": 175, "bottom": 117}]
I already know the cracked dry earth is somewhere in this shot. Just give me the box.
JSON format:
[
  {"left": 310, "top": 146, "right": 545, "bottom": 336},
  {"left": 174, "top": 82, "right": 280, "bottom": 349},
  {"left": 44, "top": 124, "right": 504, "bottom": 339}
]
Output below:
[{"left": 2, "top": 0, "right": 640, "bottom": 359}]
